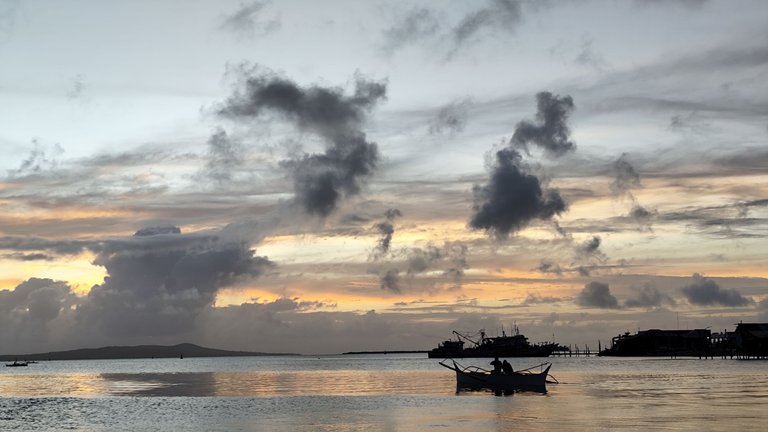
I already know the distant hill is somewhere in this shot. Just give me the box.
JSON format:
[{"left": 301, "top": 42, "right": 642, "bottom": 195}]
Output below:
[{"left": 0, "top": 343, "right": 297, "bottom": 361}]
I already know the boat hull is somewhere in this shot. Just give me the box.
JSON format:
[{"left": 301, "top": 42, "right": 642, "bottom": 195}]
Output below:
[
  {"left": 427, "top": 346, "right": 555, "bottom": 358},
  {"left": 441, "top": 361, "right": 551, "bottom": 393}
]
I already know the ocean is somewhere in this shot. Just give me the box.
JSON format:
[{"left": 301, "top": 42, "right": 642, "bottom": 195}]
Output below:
[{"left": 1, "top": 354, "right": 767, "bottom": 431}]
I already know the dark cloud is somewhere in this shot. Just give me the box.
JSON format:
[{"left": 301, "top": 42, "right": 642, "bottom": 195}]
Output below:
[
  {"left": 470, "top": 148, "right": 567, "bottom": 238},
  {"left": 450, "top": 0, "right": 522, "bottom": 55},
  {"left": 660, "top": 199, "right": 768, "bottom": 239},
  {"left": 0, "top": 252, "right": 54, "bottom": 261},
  {"left": 0, "top": 278, "right": 77, "bottom": 350},
  {"left": 219, "top": 67, "right": 387, "bottom": 216},
  {"left": 202, "top": 128, "right": 244, "bottom": 182},
  {"left": 220, "top": 1, "right": 280, "bottom": 38},
  {"left": 537, "top": 259, "right": 563, "bottom": 275},
  {"left": 379, "top": 7, "right": 441, "bottom": 55},
  {"left": 76, "top": 226, "right": 273, "bottom": 338},
  {"left": 7, "top": 140, "right": 64, "bottom": 177},
  {"left": 405, "top": 245, "right": 443, "bottom": 276},
  {"left": 624, "top": 283, "right": 676, "bottom": 308},
  {"left": 630, "top": 205, "right": 655, "bottom": 220},
  {"left": 0, "top": 278, "right": 75, "bottom": 323},
  {"left": 715, "top": 147, "right": 768, "bottom": 175},
  {"left": 681, "top": 273, "right": 753, "bottom": 307},
  {"left": 576, "top": 236, "right": 603, "bottom": 258},
  {"left": 134, "top": 225, "right": 182, "bottom": 237},
  {"left": 380, "top": 269, "right": 401, "bottom": 293},
  {"left": 372, "top": 208, "right": 402, "bottom": 258},
  {"left": 441, "top": 242, "right": 469, "bottom": 290},
  {"left": 628, "top": 205, "right": 657, "bottom": 231},
  {"left": 510, "top": 92, "right": 576, "bottom": 157},
  {"left": 0, "top": 236, "right": 90, "bottom": 256},
  {"left": 576, "top": 281, "right": 620, "bottom": 309},
  {"left": 523, "top": 293, "right": 563, "bottom": 305},
  {"left": 428, "top": 99, "right": 472, "bottom": 136},
  {"left": 610, "top": 153, "right": 641, "bottom": 197},
  {"left": 373, "top": 242, "right": 469, "bottom": 293}
]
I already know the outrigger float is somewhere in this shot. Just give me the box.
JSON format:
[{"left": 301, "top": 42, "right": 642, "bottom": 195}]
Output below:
[{"left": 439, "top": 360, "right": 556, "bottom": 394}]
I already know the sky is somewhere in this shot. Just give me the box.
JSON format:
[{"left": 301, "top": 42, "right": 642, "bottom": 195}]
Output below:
[{"left": 0, "top": 0, "right": 767, "bottom": 355}]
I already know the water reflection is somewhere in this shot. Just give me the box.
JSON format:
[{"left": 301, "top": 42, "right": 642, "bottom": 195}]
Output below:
[
  {"left": 101, "top": 372, "right": 217, "bottom": 396},
  {"left": 1, "top": 357, "right": 767, "bottom": 431},
  {"left": 0, "top": 369, "right": 451, "bottom": 397}
]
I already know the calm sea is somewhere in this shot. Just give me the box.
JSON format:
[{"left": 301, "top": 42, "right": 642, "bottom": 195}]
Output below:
[{"left": 1, "top": 354, "right": 767, "bottom": 431}]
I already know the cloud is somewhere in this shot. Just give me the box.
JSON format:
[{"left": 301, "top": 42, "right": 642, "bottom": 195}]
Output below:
[
  {"left": 379, "top": 269, "right": 401, "bottom": 293},
  {"left": 575, "top": 235, "right": 604, "bottom": 259},
  {"left": 510, "top": 92, "right": 576, "bottom": 157},
  {"left": 449, "top": 0, "right": 523, "bottom": 56},
  {"left": 201, "top": 128, "right": 245, "bottom": 183},
  {"left": 77, "top": 226, "right": 273, "bottom": 338},
  {"left": 523, "top": 293, "right": 563, "bottom": 305},
  {"left": 574, "top": 36, "right": 607, "bottom": 70},
  {"left": 0, "top": 236, "right": 90, "bottom": 256},
  {"left": 681, "top": 273, "right": 753, "bottom": 307},
  {"left": 7, "top": 140, "right": 65, "bottom": 177},
  {"left": 610, "top": 153, "right": 641, "bottom": 197},
  {"left": 0, "top": 278, "right": 75, "bottom": 323},
  {"left": 470, "top": 148, "right": 567, "bottom": 238},
  {"left": 576, "top": 281, "right": 620, "bottom": 309},
  {"left": 373, "top": 242, "right": 469, "bottom": 293},
  {"left": 758, "top": 298, "right": 768, "bottom": 321},
  {"left": 537, "top": 259, "right": 563, "bottom": 275},
  {"left": 219, "top": 67, "right": 387, "bottom": 216},
  {"left": 220, "top": 1, "right": 280, "bottom": 38},
  {"left": 0, "top": 252, "right": 54, "bottom": 261},
  {"left": 379, "top": 7, "right": 441, "bottom": 55},
  {"left": 630, "top": 205, "right": 655, "bottom": 220},
  {"left": 428, "top": 98, "right": 472, "bottom": 136},
  {"left": 67, "top": 74, "right": 88, "bottom": 101},
  {"left": 134, "top": 225, "right": 182, "bottom": 237},
  {"left": 372, "top": 208, "right": 402, "bottom": 258},
  {"left": 624, "top": 283, "right": 676, "bottom": 308}
]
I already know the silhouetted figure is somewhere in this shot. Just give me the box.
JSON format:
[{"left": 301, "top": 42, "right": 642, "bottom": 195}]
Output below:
[
  {"left": 490, "top": 357, "right": 502, "bottom": 374},
  {"left": 502, "top": 359, "right": 513, "bottom": 374}
]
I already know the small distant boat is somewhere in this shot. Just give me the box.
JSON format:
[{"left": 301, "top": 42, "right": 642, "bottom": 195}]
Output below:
[
  {"left": 5, "top": 361, "right": 29, "bottom": 367},
  {"left": 439, "top": 360, "right": 554, "bottom": 393}
]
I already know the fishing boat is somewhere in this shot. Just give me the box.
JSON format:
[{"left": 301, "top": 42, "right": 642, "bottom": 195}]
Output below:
[
  {"left": 428, "top": 326, "right": 564, "bottom": 358},
  {"left": 439, "top": 360, "right": 554, "bottom": 393},
  {"left": 5, "top": 361, "right": 29, "bottom": 367}
]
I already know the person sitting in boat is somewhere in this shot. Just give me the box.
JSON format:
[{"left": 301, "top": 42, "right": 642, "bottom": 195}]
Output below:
[
  {"left": 502, "top": 359, "right": 513, "bottom": 374},
  {"left": 490, "top": 357, "right": 502, "bottom": 374}
]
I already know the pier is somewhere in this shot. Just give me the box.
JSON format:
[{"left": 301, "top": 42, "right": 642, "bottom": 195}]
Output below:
[{"left": 552, "top": 344, "right": 594, "bottom": 357}]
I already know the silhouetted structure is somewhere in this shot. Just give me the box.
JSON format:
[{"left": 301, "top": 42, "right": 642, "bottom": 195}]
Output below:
[
  {"left": 428, "top": 326, "right": 565, "bottom": 358},
  {"left": 733, "top": 323, "right": 768, "bottom": 359},
  {"left": 599, "top": 329, "right": 711, "bottom": 357}
]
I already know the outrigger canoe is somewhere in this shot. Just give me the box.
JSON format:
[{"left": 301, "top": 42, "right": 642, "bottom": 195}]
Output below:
[{"left": 439, "top": 360, "right": 554, "bottom": 392}]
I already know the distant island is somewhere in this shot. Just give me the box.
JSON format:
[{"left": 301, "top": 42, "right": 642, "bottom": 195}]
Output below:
[
  {"left": 342, "top": 350, "right": 428, "bottom": 355},
  {"left": 0, "top": 343, "right": 297, "bottom": 361}
]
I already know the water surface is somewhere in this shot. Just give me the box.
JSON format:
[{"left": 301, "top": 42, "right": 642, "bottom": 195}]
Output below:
[{"left": 2, "top": 355, "right": 766, "bottom": 431}]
